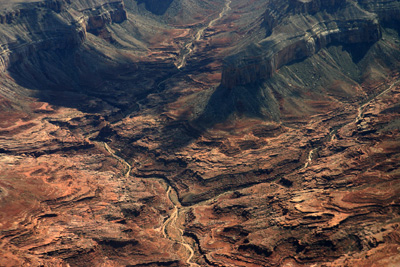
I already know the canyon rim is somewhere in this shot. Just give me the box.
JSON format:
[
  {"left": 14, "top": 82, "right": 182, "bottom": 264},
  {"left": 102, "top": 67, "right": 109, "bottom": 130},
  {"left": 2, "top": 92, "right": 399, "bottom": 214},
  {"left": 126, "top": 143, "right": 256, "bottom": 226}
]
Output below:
[{"left": 0, "top": 0, "right": 400, "bottom": 266}]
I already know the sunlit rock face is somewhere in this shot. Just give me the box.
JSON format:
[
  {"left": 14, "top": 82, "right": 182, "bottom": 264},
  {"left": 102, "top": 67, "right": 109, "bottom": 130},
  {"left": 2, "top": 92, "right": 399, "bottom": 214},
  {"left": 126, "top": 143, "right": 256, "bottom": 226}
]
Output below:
[
  {"left": 0, "top": 0, "right": 399, "bottom": 266},
  {"left": 221, "top": 0, "right": 381, "bottom": 89},
  {"left": 0, "top": 0, "right": 127, "bottom": 71}
]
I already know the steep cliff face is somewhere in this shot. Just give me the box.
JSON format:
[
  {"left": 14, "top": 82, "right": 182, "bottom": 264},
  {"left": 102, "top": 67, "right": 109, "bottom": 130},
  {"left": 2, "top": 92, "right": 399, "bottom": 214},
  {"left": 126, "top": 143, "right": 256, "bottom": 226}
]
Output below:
[
  {"left": 263, "top": 0, "right": 347, "bottom": 35},
  {"left": 289, "top": 0, "right": 346, "bottom": 13},
  {"left": 358, "top": 0, "right": 400, "bottom": 26},
  {"left": 0, "top": 0, "right": 127, "bottom": 72},
  {"left": 81, "top": 1, "right": 127, "bottom": 34},
  {"left": 0, "top": 0, "right": 399, "bottom": 266},
  {"left": 221, "top": 0, "right": 381, "bottom": 89}
]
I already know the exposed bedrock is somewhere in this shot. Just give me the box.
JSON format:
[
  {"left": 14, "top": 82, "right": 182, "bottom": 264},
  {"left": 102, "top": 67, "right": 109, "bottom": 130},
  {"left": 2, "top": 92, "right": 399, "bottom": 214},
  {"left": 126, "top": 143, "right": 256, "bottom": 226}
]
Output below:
[
  {"left": 262, "top": 0, "right": 348, "bottom": 39},
  {"left": 358, "top": 0, "right": 400, "bottom": 26},
  {"left": 0, "top": 0, "right": 127, "bottom": 72},
  {"left": 289, "top": 0, "right": 347, "bottom": 13},
  {"left": 83, "top": 1, "right": 127, "bottom": 34},
  {"left": 221, "top": 0, "right": 381, "bottom": 89}
]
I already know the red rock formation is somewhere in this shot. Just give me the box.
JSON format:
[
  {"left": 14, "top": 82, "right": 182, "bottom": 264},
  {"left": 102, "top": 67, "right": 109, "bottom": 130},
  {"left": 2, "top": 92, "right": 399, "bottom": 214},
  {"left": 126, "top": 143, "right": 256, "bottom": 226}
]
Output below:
[{"left": 0, "top": 0, "right": 399, "bottom": 266}]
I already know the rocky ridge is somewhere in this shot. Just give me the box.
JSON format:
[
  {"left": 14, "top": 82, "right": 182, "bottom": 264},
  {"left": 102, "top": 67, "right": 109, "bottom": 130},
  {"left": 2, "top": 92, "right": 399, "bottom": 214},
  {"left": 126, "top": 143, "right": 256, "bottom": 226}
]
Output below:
[
  {"left": 221, "top": 0, "right": 382, "bottom": 89},
  {"left": 0, "top": 0, "right": 399, "bottom": 266},
  {"left": 0, "top": 0, "right": 127, "bottom": 72}
]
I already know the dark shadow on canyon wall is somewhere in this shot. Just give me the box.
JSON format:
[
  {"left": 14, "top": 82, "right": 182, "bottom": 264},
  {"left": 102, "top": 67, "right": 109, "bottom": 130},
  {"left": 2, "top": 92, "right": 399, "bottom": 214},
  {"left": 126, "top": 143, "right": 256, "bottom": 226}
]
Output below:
[
  {"left": 155, "top": 80, "right": 281, "bottom": 152},
  {"left": 6, "top": 7, "right": 400, "bottom": 154},
  {"left": 136, "top": 0, "right": 174, "bottom": 15},
  {"left": 5, "top": 0, "right": 179, "bottom": 118},
  {"left": 340, "top": 42, "right": 374, "bottom": 65},
  {"left": 8, "top": 43, "right": 178, "bottom": 118},
  {"left": 194, "top": 82, "right": 280, "bottom": 128}
]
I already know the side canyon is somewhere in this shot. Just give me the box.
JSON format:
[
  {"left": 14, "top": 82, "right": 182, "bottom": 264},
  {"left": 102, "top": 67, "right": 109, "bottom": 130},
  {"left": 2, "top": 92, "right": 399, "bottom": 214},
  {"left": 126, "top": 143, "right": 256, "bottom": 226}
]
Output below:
[{"left": 0, "top": 0, "right": 400, "bottom": 266}]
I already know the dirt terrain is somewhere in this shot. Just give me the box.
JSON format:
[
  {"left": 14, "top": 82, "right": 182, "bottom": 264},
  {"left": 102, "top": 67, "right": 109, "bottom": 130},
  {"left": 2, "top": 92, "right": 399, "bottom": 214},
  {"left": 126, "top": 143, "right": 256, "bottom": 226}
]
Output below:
[{"left": 0, "top": 0, "right": 400, "bottom": 266}]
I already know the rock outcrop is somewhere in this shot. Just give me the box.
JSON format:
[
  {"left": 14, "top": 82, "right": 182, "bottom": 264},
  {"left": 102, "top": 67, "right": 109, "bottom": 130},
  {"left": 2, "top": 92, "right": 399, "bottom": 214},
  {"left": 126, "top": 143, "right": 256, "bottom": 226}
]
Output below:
[
  {"left": 358, "top": 0, "right": 400, "bottom": 25},
  {"left": 0, "top": 0, "right": 127, "bottom": 72},
  {"left": 82, "top": 1, "right": 127, "bottom": 34},
  {"left": 0, "top": 0, "right": 399, "bottom": 266},
  {"left": 221, "top": 0, "right": 381, "bottom": 89}
]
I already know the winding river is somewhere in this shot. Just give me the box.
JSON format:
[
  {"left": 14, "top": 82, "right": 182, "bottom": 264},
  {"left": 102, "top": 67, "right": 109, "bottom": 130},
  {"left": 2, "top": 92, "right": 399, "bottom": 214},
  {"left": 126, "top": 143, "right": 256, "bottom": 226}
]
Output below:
[{"left": 102, "top": 142, "right": 198, "bottom": 266}]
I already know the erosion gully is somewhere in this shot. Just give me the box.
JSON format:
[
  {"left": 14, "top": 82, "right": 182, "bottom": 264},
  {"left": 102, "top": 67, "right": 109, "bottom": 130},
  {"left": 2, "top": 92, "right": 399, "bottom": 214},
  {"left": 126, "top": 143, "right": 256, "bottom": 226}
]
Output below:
[
  {"left": 101, "top": 141, "right": 199, "bottom": 266},
  {"left": 176, "top": 0, "right": 232, "bottom": 69},
  {"left": 99, "top": 0, "right": 400, "bottom": 262},
  {"left": 99, "top": 76, "right": 399, "bottom": 265},
  {"left": 304, "top": 77, "right": 400, "bottom": 170},
  {"left": 100, "top": 2, "right": 235, "bottom": 264}
]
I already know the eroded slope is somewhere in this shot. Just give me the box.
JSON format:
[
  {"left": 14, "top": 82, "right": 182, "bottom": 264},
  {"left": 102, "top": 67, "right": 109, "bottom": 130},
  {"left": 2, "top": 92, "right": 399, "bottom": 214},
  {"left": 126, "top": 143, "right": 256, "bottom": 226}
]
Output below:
[{"left": 0, "top": 0, "right": 399, "bottom": 266}]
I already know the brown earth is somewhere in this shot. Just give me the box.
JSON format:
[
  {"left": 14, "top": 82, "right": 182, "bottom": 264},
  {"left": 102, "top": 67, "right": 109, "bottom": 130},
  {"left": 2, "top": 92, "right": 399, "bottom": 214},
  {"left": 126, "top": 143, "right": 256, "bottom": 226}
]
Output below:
[{"left": 0, "top": 0, "right": 400, "bottom": 266}]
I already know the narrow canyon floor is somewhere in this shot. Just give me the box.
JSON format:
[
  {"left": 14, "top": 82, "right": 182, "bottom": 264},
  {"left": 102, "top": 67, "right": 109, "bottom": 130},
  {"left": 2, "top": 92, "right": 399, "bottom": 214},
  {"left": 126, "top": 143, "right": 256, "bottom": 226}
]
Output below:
[{"left": 0, "top": 0, "right": 400, "bottom": 266}]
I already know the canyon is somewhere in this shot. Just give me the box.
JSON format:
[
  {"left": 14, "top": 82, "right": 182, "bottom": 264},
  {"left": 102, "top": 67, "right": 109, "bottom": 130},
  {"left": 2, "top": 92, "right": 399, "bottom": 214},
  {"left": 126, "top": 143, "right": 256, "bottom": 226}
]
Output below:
[{"left": 0, "top": 0, "right": 399, "bottom": 266}]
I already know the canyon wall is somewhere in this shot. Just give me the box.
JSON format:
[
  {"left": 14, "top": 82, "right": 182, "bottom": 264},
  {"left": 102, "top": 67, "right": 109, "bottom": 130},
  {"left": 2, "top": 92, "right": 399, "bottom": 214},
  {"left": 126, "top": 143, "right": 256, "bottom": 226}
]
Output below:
[
  {"left": 0, "top": 0, "right": 127, "bottom": 72},
  {"left": 221, "top": 0, "right": 382, "bottom": 89},
  {"left": 0, "top": 0, "right": 399, "bottom": 266},
  {"left": 358, "top": 0, "right": 400, "bottom": 25},
  {"left": 136, "top": 0, "right": 174, "bottom": 15}
]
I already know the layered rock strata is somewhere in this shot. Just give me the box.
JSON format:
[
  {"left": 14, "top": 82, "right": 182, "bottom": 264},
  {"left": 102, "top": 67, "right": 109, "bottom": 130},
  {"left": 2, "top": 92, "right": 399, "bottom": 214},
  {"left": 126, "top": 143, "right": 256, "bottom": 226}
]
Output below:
[
  {"left": 0, "top": 0, "right": 127, "bottom": 72},
  {"left": 0, "top": 0, "right": 399, "bottom": 266},
  {"left": 358, "top": 0, "right": 400, "bottom": 25},
  {"left": 221, "top": 0, "right": 381, "bottom": 88}
]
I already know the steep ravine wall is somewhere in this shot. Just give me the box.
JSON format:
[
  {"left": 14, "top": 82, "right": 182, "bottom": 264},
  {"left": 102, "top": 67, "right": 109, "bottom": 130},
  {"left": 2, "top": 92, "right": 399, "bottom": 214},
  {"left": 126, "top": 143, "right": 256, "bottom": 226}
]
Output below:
[
  {"left": 221, "top": 0, "right": 382, "bottom": 89},
  {"left": 0, "top": 0, "right": 127, "bottom": 72},
  {"left": 357, "top": 0, "right": 400, "bottom": 26}
]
